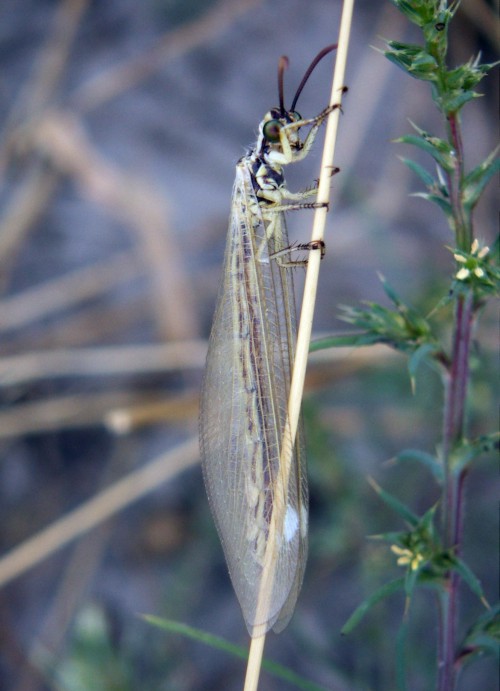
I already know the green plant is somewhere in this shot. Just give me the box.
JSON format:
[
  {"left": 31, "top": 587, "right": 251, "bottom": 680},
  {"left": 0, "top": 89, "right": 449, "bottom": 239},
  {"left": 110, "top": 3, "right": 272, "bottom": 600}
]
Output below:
[{"left": 313, "top": 1, "right": 499, "bottom": 689}]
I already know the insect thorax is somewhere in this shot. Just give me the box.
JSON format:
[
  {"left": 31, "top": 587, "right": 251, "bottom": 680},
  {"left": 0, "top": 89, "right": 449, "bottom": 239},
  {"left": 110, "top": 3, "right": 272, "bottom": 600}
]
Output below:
[{"left": 247, "top": 153, "right": 285, "bottom": 203}]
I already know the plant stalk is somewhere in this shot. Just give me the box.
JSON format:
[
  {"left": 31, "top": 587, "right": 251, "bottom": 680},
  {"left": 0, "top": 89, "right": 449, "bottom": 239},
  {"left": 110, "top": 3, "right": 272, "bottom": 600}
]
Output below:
[
  {"left": 436, "top": 75, "right": 477, "bottom": 685},
  {"left": 446, "top": 112, "right": 469, "bottom": 251},
  {"left": 438, "top": 240, "right": 475, "bottom": 691}
]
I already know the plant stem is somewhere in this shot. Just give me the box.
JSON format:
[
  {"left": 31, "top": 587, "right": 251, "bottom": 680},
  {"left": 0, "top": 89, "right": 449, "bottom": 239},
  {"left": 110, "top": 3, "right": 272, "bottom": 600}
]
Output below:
[
  {"left": 438, "top": 275, "right": 475, "bottom": 691},
  {"left": 437, "top": 89, "right": 475, "bottom": 688},
  {"left": 446, "top": 112, "right": 469, "bottom": 251},
  {"left": 384, "top": 4, "right": 495, "bottom": 688}
]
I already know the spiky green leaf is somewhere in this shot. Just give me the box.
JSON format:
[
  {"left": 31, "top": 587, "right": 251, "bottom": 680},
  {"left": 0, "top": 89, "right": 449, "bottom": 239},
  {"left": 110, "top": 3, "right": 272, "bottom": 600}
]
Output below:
[
  {"left": 450, "top": 557, "right": 489, "bottom": 606},
  {"left": 368, "top": 477, "right": 420, "bottom": 527},
  {"left": 408, "top": 342, "right": 443, "bottom": 391},
  {"left": 142, "top": 616, "right": 330, "bottom": 691},
  {"left": 341, "top": 578, "right": 406, "bottom": 634},
  {"left": 396, "top": 614, "right": 410, "bottom": 691},
  {"left": 395, "top": 448, "right": 444, "bottom": 483},
  {"left": 395, "top": 130, "right": 455, "bottom": 171},
  {"left": 388, "top": 0, "right": 437, "bottom": 27},
  {"left": 309, "top": 332, "right": 382, "bottom": 351},
  {"left": 450, "top": 433, "right": 500, "bottom": 474},
  {"left": 385, "top": 41, "right": 439, "bottom": 81},
  {"left": 462, "top": 149, "right": 500, "bottom": 212},
  {"left": 412, "top": 190, "right": 453, "bottom": 217},
  {"left": 458, "top": 603, "right": 500, "bottom": 666},
  {"left": 399, "top": 156, "right": 436, "bottom": 187}
]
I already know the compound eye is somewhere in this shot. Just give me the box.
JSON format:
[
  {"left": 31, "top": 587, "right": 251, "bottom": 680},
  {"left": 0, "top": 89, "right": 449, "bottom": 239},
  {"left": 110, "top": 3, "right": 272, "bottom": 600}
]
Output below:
[
  {"left": 291, "top": 110, "right": 302, "bottom": 122},
  {"left": 263, "top": 119, "right": 281, "bottom": 143}
]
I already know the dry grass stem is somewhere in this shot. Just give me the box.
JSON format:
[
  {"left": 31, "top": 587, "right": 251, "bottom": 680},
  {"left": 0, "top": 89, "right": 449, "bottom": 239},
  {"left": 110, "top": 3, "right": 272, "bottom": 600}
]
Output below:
[
  {"left": 9, "top": 297, "right": 151, "bottom": 352},
  {"left": 0, "top": 341, "right": 207, "bottom": 386},
  {"left": 0, "top": 166, "right": 58, "bottom": 270},
  {"left": 0, "top": 251, "right": 141, "bottom": 332},
  {"left": 0, "top": 344, "right": 391, "bottom": 451},
  {"left": 0, "top": 390, "right": 198, "bottom": 439},
  {"left": 29, "top": 111, "right": 197, "bottom": 340},
  {"left": 0, "top": 341, "right": 390, "bottom": 389},
  {"left": 72, "top": 0, "right": 263, "bottom": 111},
  {"left": 0, "top": 0, "right": 88, "bottom": 173},
  {"left": 104, "top": 392, "right": 198, "bottom": 434},
  {"left": 0, "top": 437, "right": 199, "bottom": 589},
  {"left": 244, "top": 1, "right": 355, "bottom": 687}
]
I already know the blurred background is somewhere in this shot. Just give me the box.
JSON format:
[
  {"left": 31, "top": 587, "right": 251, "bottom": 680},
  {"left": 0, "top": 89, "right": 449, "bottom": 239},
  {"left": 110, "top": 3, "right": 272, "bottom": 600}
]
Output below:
[{"left": 0, "top": 1, "right": 497, "bottom": 689}]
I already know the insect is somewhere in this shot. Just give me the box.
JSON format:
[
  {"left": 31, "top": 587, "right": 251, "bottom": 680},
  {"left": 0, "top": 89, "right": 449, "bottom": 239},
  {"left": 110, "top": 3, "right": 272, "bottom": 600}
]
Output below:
[{"left": 200, "top": 45, "right": 337, "bottom": 637}]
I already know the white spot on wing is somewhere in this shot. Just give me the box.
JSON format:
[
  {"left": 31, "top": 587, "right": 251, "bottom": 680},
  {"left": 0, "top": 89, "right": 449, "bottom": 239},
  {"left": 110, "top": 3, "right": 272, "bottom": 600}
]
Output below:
[{"left": 284, "top": 505, "right": 299, "bottom": 542}]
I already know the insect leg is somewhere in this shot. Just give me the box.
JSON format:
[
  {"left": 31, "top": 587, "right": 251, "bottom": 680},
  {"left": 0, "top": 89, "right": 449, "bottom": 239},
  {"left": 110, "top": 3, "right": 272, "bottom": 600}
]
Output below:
[
  {"left": 271, "top": 239, "right": 326, "bottom": 267},
  {"left": 280, "top": 187, "right": 318, "bottom": 202},
  {"left": 263, "top": 201, "right": 328, "bottom": 214},
  {"left": 284, "top": 104, "right": 341, "bottom": 164}
]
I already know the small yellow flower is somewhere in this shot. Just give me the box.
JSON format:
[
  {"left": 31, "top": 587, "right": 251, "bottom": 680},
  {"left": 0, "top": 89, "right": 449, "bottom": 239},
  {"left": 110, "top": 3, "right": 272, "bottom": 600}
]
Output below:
[
  {"left": 456, "top": 267, "right": 470, "bottom": 280},
  {"left": 454, "top": 239, "right": 490, "bottom": 282},
  {"left": 391, "top": 544, "right": 424, "bottom": 570},
  {"left": 471, "top": 238, "right": 490, "bottom": 258}
]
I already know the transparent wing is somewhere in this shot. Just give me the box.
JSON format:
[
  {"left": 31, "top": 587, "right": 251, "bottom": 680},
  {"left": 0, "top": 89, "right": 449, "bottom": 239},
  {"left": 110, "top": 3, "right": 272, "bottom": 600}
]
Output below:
[{"left": 199, "top": 162, "right": 308, "bottom": 636}]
